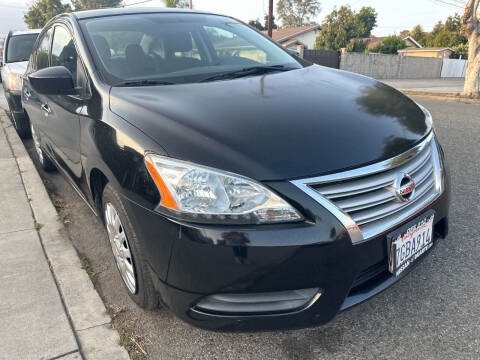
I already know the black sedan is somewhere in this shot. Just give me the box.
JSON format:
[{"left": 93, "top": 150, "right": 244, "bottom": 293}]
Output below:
[{"left": 22, "top": 8, "right": 449, "bottom": 331}]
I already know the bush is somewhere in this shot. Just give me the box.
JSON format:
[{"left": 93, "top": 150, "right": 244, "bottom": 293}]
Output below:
[{"left": 370, "top": 36, "right": 407, "bottom": 54}]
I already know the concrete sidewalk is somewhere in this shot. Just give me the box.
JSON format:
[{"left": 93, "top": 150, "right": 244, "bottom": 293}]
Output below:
[
  {"left": 382, "top": 78, "right": 465, "bottom": 94},
  {"left": 0, "top": 109, "right": 129, "bottom": 360}
]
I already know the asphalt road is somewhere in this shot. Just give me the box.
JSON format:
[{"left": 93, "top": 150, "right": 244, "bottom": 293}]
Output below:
[
  {"left": 1, "top": 85, "right": 479, "bottom": 359},
  {"left": 382, "top": 78, "right": 465, "bottom": 94}
]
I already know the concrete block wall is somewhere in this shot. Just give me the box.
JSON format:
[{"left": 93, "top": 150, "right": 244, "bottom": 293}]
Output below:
[{"left": 340, "top": 53, "right": 443, "bottom": 79}]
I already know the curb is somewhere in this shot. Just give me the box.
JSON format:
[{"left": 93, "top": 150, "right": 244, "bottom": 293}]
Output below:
[
  {"left": 399, "top": 90, "right": 480, "bottom": 103},
  {"left": 0, "top": 111, "right": 130, "bottom": 360}
]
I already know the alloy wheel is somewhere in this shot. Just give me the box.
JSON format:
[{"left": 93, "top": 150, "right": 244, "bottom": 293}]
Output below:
[{"left": 105, "top": 202, "right": 137, "bottom": 294}]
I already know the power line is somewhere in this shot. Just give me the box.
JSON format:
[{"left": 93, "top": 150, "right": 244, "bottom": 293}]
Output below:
[
  {"left": 427, "top": 0, "right": 466, "bottom": 9},
  {"left": 122, "top": 0, "right": 155, "bottom": 7}
]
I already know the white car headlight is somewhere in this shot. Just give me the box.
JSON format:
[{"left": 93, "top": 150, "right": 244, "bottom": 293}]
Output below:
[
  {"left": 8, "top": 73, "right": 23, "bottom": 92},
  {"left": 417, "top": 103, "right": 433, "bottom": 130},
  {"left": 145, "top": 154, "right": 303, "bottom": 224}
]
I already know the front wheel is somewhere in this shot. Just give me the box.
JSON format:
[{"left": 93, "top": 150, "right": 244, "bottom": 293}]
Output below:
[{"left": 102, "top": 184, "right": 158, "bottom": 309}]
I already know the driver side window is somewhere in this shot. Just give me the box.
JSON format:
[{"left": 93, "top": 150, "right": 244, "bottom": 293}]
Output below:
[
  {"left": 35, "top": 28, "right": 52, "bottom": 71},
  {"left": 51, "top": 26, "right": 78, "bottom": 87}
]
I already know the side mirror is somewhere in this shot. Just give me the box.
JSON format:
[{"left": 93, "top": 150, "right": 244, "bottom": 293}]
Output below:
[
  {"left": 28, "top": 66, "right": 76, "bottom": 95},
  {"left": 286, "top": 48, "right": 300, "bottom": 57}
]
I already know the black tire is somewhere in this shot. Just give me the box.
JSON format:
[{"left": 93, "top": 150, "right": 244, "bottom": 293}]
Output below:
[
  {"left": 102, "top": 183, "right": 158, "bottom": 309},
  {"left": 11, "top": 110, "right": 31, "bottom": 139},
  {"left": 30, "top": 123, "right": 56, "bottom": 172}
]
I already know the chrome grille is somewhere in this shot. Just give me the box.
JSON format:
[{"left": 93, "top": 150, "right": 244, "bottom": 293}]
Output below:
[{"left": 291, "top": 133, "right": 444, "bottom": 243}]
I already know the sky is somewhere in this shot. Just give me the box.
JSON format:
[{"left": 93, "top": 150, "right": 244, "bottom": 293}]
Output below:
[{"left": 0, "top": 0, "right": 467, "bottom": 36}]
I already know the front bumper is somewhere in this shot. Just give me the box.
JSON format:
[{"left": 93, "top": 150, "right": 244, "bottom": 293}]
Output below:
[
  {"left": 123, "top": 170, "right": 450, "bottom": 331},
  {"left": 4, "top": 90, "right": 25, "bottom": 118}
]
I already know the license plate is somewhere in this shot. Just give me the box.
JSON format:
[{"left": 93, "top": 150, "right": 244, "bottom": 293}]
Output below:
[{"left": 388, "top": 211, "right": 435, "bottom": 276}]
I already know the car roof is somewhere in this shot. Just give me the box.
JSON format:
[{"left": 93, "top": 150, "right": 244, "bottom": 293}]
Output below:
[
  {"left": 10, "top": 29, "right": 42, "bottom": 36},
  {"left": 72, "top": 7, "right": 216, "bottom": 20}
]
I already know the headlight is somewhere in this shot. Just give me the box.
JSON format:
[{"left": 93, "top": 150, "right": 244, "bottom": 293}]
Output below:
[
  {"left": 8, "top": 73, "right": 23, "bottom": 92},
  {"left": 417, "top": 103, "right": 433, "bottom": 130},
  {"left": 145, "top": 154, "right": 303, "bottom": 224}
]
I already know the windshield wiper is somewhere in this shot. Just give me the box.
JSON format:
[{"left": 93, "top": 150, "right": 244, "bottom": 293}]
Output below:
[
  {"left": 114, "top": 79, "right": 176, "bottom": 87},
  {"left": 198, "top": 65, "right": 296, "bottom": 83}
]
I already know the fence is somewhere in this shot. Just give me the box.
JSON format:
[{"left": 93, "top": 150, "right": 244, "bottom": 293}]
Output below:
[
  {"left": 303, "top": 50, "right": 340, "bottom": 69},
  {"left": 339, "top": 53, "right": 443, "bottom": 79},
  {"left": 441, "top": 58, "right": 468, "bottom": 78},
  {"left": 300, "top": 50, "right": 474, "bottom": 80}
]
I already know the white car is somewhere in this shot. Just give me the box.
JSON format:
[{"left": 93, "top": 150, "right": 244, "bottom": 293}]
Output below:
[{"left": 1, "top": 29, "right": 41, "bottom": 138}]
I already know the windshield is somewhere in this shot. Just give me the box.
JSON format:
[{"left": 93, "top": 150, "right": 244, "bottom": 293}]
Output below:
[
  {"left": 6, "top": 34, "right": 39, "bottom": 63},
  {"left": 80, "top": 13, "right": 301, "bottom": 85}
]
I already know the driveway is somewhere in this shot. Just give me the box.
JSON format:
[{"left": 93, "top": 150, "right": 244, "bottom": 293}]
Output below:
[{"left": 2, "top": 85, "right": 479, "bottom": 359}]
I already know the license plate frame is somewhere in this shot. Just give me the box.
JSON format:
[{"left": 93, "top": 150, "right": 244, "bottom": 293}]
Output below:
[{"left": 387, "top": 210, "right": 435, "bottom": 277}]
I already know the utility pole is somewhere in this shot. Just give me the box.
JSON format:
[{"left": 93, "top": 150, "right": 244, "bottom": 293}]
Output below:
[
  {"left": 267, "top": 0, "right": 274, "bottom": 37},
  {"left": 189, "top": 0, "right": 192, "bottom": 9}
]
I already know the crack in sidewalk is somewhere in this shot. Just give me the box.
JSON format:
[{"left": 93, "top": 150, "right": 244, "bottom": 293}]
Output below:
[{"left": 47, "top": 349, "right": 80, "bottom": 360}]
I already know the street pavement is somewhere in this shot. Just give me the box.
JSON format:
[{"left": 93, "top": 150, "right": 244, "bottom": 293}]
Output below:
[
  {"left": 382, "top": 78, "right": 465, "bottom": 94},
  {"left": 2, "top": 83, "right": 480, "bottom": 359}
]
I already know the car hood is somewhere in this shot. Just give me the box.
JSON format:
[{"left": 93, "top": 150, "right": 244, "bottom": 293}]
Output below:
[
  {"left": 4, "top": 61, "right": 28, "bottom": 75},
  {"left": 110, "top": 65, "right": 430, "bottom": 181}
]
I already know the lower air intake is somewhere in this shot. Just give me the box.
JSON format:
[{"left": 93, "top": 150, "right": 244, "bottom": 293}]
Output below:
[{"left": 193, "top": 288, "right": 321, "bottom": 316}]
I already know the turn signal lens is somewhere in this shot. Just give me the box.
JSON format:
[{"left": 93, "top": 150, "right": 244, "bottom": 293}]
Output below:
[
  {"left": 145, "top": 156, "right": 179, "bottom": 210},
  {"left": 144, "top": 154, "right": 303, "bottom": 224},
  {"left": 417, "top": 103, "right": 433, "bottom": 130},
  {"left": 8, "top": 73, "right": 22, "bottom": 92}
]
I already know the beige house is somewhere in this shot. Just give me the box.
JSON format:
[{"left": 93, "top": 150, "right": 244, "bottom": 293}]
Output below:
[
  {"left": 402, "top": 35, "right": 423, "bottom": 48},
  {"left": 398, "top": 47, "right": 454, "bottom": 59},
  {"left": 264, "top": 25, "right": 321, "bottom": 50}
]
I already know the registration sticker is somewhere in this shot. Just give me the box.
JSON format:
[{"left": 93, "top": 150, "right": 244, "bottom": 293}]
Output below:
[{"left": 388, "top": 212, "right": 435, "bottom": 276}]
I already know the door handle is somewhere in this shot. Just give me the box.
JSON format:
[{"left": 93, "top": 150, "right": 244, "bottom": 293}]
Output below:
[
  {"left": 23, "top": 88, "right": 31, "bottom": 100},
  {"left": 41, "top": 103, "right": 51, "bottom": 115}
]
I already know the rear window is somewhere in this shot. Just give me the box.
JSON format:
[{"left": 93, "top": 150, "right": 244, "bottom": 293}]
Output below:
[{"left": 6, "top": 34, "right": 39, "bottom": 63}]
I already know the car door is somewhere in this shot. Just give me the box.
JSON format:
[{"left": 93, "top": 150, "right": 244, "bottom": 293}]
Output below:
[
  {"left": 23, "top": 27, "right": 52, "bottom": 135},
  {"left": 42, "top": 24, "right": 88, "bottom": 187}
]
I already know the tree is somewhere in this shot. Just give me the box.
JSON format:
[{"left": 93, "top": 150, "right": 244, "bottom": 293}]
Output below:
[
  {"left": 346, "top": 39, "right": 368, "bottom": 53},
  {"left": 162, "top": 0, "right": 188, "bottom": 8},
  {"left": 24, "top": 0, "right": 71, "bottom": 29},
  {"left": 424, "top": 17, "right": 467, "bottom": 48},
  {"left": 315, "top": 6, "right": 378, "bottom": 50},
  {"left": 430, "top": 30, "right": 466, "bottom": 47},
  {"left": 248, "top": 19, "right": 265, "bottom": 31},
  {"left": 461, "top": 0, "right": 480, "bottom": 97},
  {"left": 276, "top": 0, "right": 321, "bottom": 27},
  {"left": 355, "top": 7, "right": 377, "bottom": 38},
  {"left": 445, "top": 13, "right": 462, "bottom": 32},
  {"left": 71, "top": 0, "right": 122, "bottom": 10},
  {"left": 264, "top": 14, "right": 278, "bottom": 30},
  {"left": 370, "top": 35, "right": 407, "bottom": 54},
  {"left": 410, "top": 25, "right": 427, "bottom": 46},
  {"left": 452, "top": 43, "right": 469, "bottom": 58}
]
